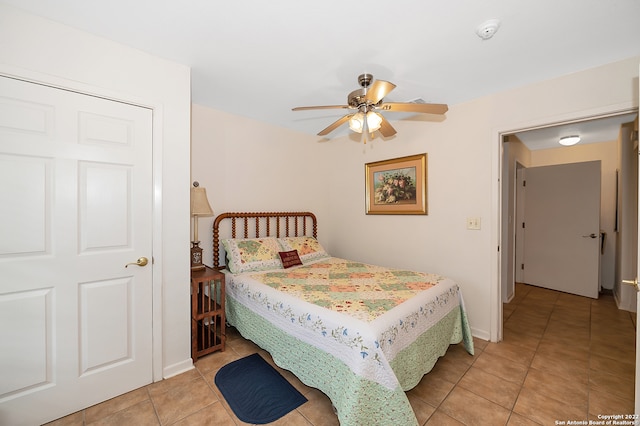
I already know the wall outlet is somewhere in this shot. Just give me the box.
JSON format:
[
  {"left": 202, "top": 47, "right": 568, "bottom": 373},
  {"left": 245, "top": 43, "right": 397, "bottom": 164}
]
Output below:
[{"left": 467, "top": 217, "right": 481, "bottom": 230}]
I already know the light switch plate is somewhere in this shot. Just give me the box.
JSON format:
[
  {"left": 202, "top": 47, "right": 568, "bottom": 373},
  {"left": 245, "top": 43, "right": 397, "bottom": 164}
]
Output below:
[{"left": 467, "top": 217, "right": 481, "bottom": 230}]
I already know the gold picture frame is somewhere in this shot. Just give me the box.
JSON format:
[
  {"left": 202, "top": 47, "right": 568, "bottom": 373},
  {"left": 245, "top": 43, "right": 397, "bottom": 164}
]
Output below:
[{"left": 365, "top": 153, "right": 427, "bottom": 215}]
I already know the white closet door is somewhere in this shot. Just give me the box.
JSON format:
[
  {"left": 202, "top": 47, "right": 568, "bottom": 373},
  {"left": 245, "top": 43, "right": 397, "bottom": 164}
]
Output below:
[{"left": 0, "top": 76, "right": 153, "bottom": 425}]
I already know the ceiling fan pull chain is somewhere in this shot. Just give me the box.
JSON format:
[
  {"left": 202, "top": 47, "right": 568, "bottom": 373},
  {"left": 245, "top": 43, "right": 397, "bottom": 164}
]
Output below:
[{"left": 362, "top": 109, "right": 369, "bottom": 144}]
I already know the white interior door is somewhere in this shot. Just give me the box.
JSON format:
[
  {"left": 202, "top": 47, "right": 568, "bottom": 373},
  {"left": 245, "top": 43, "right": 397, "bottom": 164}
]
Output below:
[
  {"left": 623, "top": 151, "right": 640, "bottom": 420},
  {"left": 634, "top": 110, "right": 640, "bottom": 417},
  {"left": 522, "top": 161, "right": 601, "bottom": 298},
  {"left": 515, "top": 166, "right": 525, "bottom": 283},
  {"left": 0, "top": 76, "right": 153, "bottom": 425}
]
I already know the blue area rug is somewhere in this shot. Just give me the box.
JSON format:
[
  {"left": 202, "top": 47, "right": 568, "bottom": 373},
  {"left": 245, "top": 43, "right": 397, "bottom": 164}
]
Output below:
[{"left": 214, "top": 353, "right": 307, "bottom": 424}]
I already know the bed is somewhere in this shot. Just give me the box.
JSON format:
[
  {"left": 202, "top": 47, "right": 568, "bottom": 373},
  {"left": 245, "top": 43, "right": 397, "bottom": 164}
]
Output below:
[{"left": 213, "top": 212, "right": 474, "bottom": 426}]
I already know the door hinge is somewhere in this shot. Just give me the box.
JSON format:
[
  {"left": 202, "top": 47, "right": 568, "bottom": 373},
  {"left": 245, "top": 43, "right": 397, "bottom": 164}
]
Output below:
[
  {"left": 522, "top": 222, "right": 525, "bottom": 229},
  {"left": 521, "top": 264, "right": 524, "bottom": 270},
  {"left": 522, "top": 180, "right": 526, "bottom": 187}
]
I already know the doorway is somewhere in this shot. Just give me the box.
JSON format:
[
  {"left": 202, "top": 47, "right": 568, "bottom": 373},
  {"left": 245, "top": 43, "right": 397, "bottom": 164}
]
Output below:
[
  {"left": 501, "top": 112, "right": 638, "bottom": 308},
  {"left": 520, "top": 161, "right": 602, "bottom": 298}
]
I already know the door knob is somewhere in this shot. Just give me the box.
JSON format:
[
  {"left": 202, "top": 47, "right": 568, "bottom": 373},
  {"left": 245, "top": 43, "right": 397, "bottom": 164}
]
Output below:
[
  {"left": 125, "top": 257, "right": 149, "bottom": 268},
  {"left": 622, "top": 278, "right": 638, "bottom": 290},
  {"left": 581, "top": 233, "right": 598, "bottom": 239}
]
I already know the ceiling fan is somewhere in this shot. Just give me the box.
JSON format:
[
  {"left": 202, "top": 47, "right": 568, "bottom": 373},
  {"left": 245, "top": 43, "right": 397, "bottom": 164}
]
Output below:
[{"left": 292, "top": 73, "right": 448, "bottom": 140}]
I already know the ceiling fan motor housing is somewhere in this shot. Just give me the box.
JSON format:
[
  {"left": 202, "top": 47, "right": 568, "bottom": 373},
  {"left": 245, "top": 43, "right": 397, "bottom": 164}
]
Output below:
[
  {"left": 358, "top": 73, "right": 374, "bottom": 88},
  {"left": 348, "top": 88, "right": 367, "bottom": 108}
]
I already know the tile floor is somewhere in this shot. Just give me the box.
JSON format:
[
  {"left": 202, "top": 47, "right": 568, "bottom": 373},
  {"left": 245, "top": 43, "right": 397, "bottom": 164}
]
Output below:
[{"left": 47, "top": 283, "right": 636, "bottom": 426}]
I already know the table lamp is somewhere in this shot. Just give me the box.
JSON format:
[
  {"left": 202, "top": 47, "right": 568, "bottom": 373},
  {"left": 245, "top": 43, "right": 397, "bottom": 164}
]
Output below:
[{"left": 190, "top": 181, "right": 213, "bottom": 271}]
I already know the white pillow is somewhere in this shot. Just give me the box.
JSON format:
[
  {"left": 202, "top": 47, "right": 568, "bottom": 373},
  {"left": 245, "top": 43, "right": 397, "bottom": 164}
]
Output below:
[
  {"left": 277, "top": 236, "right": 329, "bottom": 264},
  {"left": 222, "top": 237, "right": 283, "bottom": 274}
]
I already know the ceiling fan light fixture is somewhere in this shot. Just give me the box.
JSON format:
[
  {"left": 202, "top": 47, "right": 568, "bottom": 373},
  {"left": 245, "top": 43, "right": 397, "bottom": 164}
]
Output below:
[
  {"left": 348, "top": 112, "right": 364, "bottom": 133},
  {"left": 559, "top": 135, "right": 581, "bottom": 146},
  {"left": 292, "top": 73, "right": 448, "bottom": 138},
  {"left": 349, "top": 111, "right": 382, "bottom": 133}
]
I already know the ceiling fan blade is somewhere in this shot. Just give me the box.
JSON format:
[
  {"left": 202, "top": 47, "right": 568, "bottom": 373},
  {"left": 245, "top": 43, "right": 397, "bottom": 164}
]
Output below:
[
  {"left": 292, "top": 105, "right": 350, "bottom": 111},
  {"left": 318, "top": 114, "right": 353, "bottom": 136},
  {"left": 364, "top": 80, "right": 396, "bottom": 104},
  {"left": 378, "top": 115, "right": 397, "bottom": 137},
  {"left": 378, "top": 102, "right": 448, "bottom": 114}
]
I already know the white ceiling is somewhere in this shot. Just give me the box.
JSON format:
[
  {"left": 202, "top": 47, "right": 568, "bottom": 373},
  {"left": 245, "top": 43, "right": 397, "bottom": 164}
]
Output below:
[
  {"left": 3, "top": 0, "right": 639, "bottom": 146},
  {"left": 514, "top": 113, "right": 638, "bottom": 151}
]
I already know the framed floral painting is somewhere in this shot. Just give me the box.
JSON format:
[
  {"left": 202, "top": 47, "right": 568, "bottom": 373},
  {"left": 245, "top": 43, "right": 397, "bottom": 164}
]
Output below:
[{"left": 365, "top": 153, "right": 427, "bottom": 215}]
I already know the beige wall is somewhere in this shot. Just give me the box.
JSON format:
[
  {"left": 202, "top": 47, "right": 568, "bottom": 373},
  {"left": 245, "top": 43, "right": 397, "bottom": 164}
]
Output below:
[
  {"left": 616, "top": 122, "right": 639, "bottom": 311},
  {"left": 190, "top": 104, "right": 331, "bottom": 267},
  {"left": 192, "top": 57, "right": 639, "bottom": 341},
  {"left": 502, "top": 136, "right": 531, "bottom": 302}
]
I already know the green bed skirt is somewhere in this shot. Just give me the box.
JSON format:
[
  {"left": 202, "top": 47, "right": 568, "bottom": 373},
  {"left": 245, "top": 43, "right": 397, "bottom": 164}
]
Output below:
[{"left": 226, "top": 295, "right": 472, "bottom": 425}]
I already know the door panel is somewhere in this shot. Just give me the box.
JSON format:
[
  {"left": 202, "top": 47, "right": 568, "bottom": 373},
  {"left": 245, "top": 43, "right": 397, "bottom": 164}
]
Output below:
[
  {"left": 0, "top": 288, "right": 53, "bottom": 396},
  {"left": 80, "top": 162, "right": 131, "bottom": 250},
  {"left": 0, "top": 76, "right": 153, "bottom": 425},
  {"left": 522, "top": 161, "right": 601, "bottom": 298},
  {"left": 79, "top": 277, "right": 133, "bottom": 375},
  {"left": 0, "top": 155, "right": 50, "bottom": 255}
]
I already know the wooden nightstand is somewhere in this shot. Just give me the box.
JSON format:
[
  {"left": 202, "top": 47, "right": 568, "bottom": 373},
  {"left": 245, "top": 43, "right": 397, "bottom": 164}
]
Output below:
[{"left": 190, "top": 265, "right": 225, "bottom": 361}]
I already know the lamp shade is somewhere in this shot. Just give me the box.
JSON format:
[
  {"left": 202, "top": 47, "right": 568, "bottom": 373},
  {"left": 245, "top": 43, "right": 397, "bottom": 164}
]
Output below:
[
  {"left": 190, "top": 186, "right": 213, "bottom": 216},
  {"left": 366, "top": 111, "right": 383, "bottom": 131},
  {"left": 348, "top": 111, "right": 383, "bottom": 133},
  {"left": 348, "top": 112, "right": 365, "bottom": 133}
]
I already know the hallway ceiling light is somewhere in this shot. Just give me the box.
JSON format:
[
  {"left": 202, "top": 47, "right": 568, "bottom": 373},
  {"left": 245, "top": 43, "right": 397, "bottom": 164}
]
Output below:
[{"left": 559, "top": 135, "right": 581, "bottom": 146}]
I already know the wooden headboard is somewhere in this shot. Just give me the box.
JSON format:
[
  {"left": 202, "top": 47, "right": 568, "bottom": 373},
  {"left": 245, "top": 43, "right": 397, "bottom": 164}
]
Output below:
[{"left": 212, "top": 212, "right": 317, "bottom": 270}]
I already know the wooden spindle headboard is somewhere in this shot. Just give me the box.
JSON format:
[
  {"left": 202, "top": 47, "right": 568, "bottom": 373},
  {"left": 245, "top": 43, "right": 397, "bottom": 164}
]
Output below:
[{"left": 212, "top": 211, "right": 318, "bottom": 270}]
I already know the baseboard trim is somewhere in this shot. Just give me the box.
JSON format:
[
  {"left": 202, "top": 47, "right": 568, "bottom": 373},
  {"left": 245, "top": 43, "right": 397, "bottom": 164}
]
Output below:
[{"left": 162, "top": 359, "right": 194, "bottom": 380}]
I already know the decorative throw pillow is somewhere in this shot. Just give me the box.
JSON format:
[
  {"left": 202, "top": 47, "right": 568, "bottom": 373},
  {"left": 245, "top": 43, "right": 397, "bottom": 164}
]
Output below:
[
  {"left": 278, "top": 250, "right": 303, "bottom": 269},
  {"left": 222, "top": 237, "right": 283, "bottom": 274},
  {"left": 277, "top": 236, "right": 329, "bottom": 264}
]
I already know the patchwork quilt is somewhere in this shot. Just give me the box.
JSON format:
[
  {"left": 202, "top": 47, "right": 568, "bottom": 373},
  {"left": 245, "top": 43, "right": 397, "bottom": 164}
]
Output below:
[{"left": 224, "top": 257, "right": 474, "bottom": 425}]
